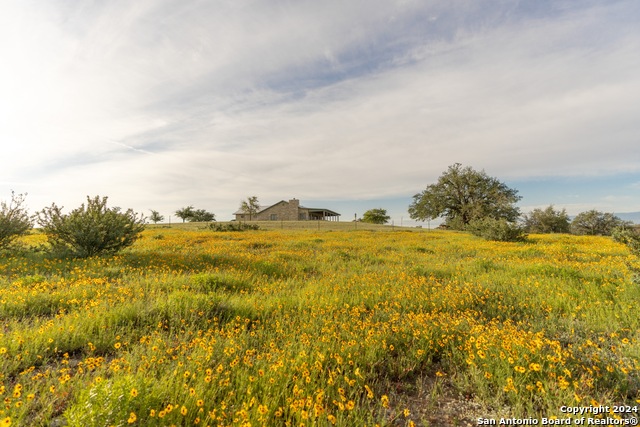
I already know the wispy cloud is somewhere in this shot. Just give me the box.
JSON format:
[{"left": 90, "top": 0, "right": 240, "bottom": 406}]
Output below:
[{"left": 107, "top": 141, "right": 156, "bottom": 156}]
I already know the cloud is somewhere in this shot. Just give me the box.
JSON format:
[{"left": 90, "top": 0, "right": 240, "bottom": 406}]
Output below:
[
  {"left": 107, "top": 141, "right": 156, "bottom": 156},
  {"left": 1, "top": 0, "right": 639, "bottom": 218}
]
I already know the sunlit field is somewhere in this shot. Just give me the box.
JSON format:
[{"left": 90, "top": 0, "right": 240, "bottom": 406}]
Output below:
[{"left": 1, "top": 224, "right": 639, "bottom": 426}]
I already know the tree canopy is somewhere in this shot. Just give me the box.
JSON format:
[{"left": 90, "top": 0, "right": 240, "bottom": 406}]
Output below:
[
  {"left": 175, "top": 206, "right": 195, "bottom": 223},
  {"left": 239, "top": 196, "right": 260, "bottom": 220},
  {"left": 408, "top": 163, "right": 521, "bottom": 229},
  {"left": 570, "top": 210, "right": 627, "bottom": 236},
  {"left": 175, "top": 206, "right": 215, "bottom": 222},
  {"left": 523, "top": 205, "right": 570, "bottom": 233},
  {"left": 149, "top": 210, "right": 164, "bottom": 224},
  {"left": 190, "top": 209, "right": 216, "bottom": 222},
  {"left": 361, "top": 208, "right": 390, "bottom": 224}
]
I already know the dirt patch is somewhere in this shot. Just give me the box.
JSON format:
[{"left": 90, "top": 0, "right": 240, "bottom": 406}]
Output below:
[{"left": 384, "top": 375, "right": 508, "bottom": 426}]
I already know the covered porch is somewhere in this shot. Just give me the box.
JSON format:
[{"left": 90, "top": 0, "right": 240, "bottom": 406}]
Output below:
[{"left": 307, "top": 209, "right": 341, "bottom": 221}]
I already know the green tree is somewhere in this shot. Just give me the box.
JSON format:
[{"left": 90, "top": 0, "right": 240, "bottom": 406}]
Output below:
[
  {"left": 149, "top": 210, "right": 164, "bottom": 224},
  {"left": 523, "top": 205, "right": 570, "bottom": 233},
  {"left": 239, "top": 196, "right": 260, "bottom": 220},
  {"left": 0, "top": 191, "right": 33, "bottom": 249},
  {"left": 190, "top": 209, "right": 216, "bottom": 222},
  {"left": 175, "top": 206, "right": 215, "bottom": 222},
  {"left": 175, "top": 206, "right": 195, "bottom": 223},
  {"left": 408, "top": 163, "right": 521, "bottom": 229},
  {"left": 570, "top": 210, "right": 628, "bottom": 236},
  {"left": 361, "top": 208, "right": 390, "bottom": 224},
  {"left": 37, "top": 195, "right": 145, "bottom": 257}
]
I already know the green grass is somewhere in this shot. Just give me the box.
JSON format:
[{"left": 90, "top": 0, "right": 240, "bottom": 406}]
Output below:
[
  {"left": 0, "top": 227, "right": 638, "bottom": 426},
  {"left": 147, "top": 220, "right": 421, "bottom": 232}
]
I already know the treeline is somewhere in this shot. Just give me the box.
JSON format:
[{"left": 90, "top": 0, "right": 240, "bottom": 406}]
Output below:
[
  {"left": 2, "top": 164, "right": 639, "bottom": 257},
  {"left": 0, "top": 193, "right": 261, "bottom": 259},
  {"left": 523, "top": 206, "right": 631, "bottom": 235},
  {"left": 408, "top": 163, "right": 638, "bottom": 242}
]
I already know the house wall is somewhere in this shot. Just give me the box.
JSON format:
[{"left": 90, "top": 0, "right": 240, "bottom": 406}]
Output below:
[
  {"left": 286, "top": 199, "right": 299, "bottom": 220},
  {"left": 235, "top": 199, "right": 326, "bottom": 221},
  {"left": 254, "top": 200, "right": 296, "bottom": 221}
]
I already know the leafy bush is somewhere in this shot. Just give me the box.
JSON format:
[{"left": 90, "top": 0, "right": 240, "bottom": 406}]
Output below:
[
  {"left": 612, "top": 226, "right": 640, "bottom": 254},
  {"left": 612, "top": 226, "right": 640, "bottom": 284},
  {"left": 0, "top": 191, "right": 33, "bottom": 249},
  {"left": 523, "top": 205, "right": 570, "bottom": 233},
  {"left": 37, "top": 196, "right": 145, "bottom": 257},
  {"left": 208, "top": 222, "right": 260, "bottom": 232},
  {"left": 570, "top": 210, "right": 628, "bottom": 236},
  {"left": 466, "top": 217, "right": 527, "bottom": 242}
]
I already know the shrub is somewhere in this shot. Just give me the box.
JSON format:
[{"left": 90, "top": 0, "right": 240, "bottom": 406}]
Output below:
[
  {"left": 466, "top": 217, "right": 527, "bottom": 242},
  {"left": 0, "top": 191, "right": 33, "bottom": 250},
  {"left": 208, "top": 222, "right": 260, "bottom": 232},
  {"left": 612, "top": 226, "right": 640, "bottom": 254},
  {"left": 523, "top": 205, "right": 570, "bottom": 233},
  {"left": 570, "top": 210, "right": 628, "bottom": 236},
  {"left": 612, "top": 226, "right": 640, "bottom": 284},
  {"left": 37, "top": 195, "right": 145, "bottom": 257}
]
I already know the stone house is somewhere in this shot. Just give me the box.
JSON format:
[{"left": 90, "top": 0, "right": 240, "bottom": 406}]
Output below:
[{"left": 233, "top": 199, "right": 340, "bottom": 221}]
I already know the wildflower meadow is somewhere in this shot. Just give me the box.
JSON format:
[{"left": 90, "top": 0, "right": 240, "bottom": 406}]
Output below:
[{"left": 1, "top": 225, "right": 639, "bottom": 426}]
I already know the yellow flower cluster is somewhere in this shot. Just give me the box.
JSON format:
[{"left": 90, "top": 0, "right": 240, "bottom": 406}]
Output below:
[{"left": 0, "top": 228, "right": 637, "bottom": 425}]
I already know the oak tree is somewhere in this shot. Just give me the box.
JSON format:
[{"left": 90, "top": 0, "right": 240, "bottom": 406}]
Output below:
[{"left": 409, "top": 163, "right": 521, "bottom": 230}]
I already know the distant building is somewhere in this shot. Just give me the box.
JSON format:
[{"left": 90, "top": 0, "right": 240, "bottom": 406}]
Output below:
[{"left": 233, "top": 198, "right": 340, "bottom": 221}]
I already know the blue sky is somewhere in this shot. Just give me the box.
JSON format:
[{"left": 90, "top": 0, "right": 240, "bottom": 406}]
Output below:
[{"left": 1, "top": 0, "right": 639, "bottom": 224}]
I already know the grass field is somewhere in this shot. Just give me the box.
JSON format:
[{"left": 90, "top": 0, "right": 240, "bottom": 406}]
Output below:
[{"left": 1, "top": 224, "right": 639, "bottom": 426}]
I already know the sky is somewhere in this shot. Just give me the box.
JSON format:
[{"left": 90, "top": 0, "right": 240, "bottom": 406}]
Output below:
[{"left": 1, "top": 0, "right": 639, "bottom": 224}]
